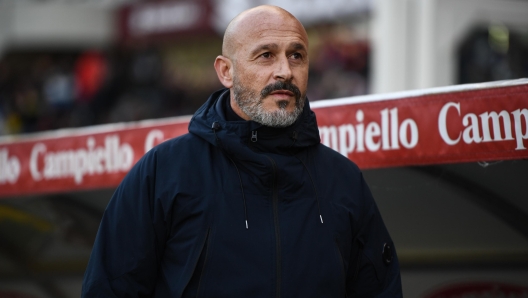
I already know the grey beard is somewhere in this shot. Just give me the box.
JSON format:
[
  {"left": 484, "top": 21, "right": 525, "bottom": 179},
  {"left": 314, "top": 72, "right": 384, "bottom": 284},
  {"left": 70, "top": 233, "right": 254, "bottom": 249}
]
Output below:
[{"left": 233, "top": 80, "right": 305, "bottom": 128}]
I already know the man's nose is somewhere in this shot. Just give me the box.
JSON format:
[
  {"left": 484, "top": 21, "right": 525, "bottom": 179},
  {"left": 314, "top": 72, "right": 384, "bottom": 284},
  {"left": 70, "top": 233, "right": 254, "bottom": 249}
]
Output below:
[{"left": 273, "top": 55, "right": 293, "bottom": 81}]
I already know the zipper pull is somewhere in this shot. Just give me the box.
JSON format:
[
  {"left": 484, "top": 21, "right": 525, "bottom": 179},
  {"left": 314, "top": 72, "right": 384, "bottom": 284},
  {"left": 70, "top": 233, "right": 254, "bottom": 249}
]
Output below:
[
  {"left": 292, "top": 130, "right": 298, "bottom": 140},
  {"left": 251, "top": 131, "right": 258, "bottom": 142}
]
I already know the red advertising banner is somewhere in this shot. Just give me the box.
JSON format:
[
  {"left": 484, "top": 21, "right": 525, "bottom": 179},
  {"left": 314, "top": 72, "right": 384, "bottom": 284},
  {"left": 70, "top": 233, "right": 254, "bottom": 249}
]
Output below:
[
  {"left": 312, "top": 79, "right": 528, "bottom": 168},
  {"left": 0, "top": 80, "right": 527, "bottom": 198},
  {"left": 0, "top": 117, "right": 190, "bottom": 198}
]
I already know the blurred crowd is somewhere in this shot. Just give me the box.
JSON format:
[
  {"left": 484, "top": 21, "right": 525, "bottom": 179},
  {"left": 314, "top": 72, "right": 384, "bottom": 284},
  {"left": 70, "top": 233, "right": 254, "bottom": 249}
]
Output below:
[
  {"left": 0, "top": 24, "right": 371, "bottom": 136},
  {"left": 307, "top": 24, "right": 370, "bottom": 100},
  {"left": 0, "top": 48, "right": 199, "bottom": 135},
  {"left": 458, "top": 25, "right": 528, "bottom": 84}
]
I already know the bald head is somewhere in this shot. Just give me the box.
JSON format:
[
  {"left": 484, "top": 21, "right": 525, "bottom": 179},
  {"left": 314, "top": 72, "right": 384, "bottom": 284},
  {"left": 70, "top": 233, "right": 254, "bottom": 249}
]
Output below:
[{"left": 222, "top": 5, "right": 308, "bottom": 59}]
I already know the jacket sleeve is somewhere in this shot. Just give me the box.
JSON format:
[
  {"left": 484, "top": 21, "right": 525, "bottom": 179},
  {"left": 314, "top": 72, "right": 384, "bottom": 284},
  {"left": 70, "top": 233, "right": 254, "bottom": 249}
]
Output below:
[
  {"left": 82, "top": 151, "right": 167, "bottom": 297},
  {"left": 349, "top": 173, "right": 403, "bottom": 297}
]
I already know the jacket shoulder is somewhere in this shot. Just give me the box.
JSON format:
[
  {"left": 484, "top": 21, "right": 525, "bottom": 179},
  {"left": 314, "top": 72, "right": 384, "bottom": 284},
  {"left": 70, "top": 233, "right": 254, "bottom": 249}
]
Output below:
[
  {"left": 149, "top": 133, "right": 207, "bottom": 156},
  {"left": 312, "top": 143, "right": 362, "bottom": 176},
  {"left": 118, "top": 133, "right": 211, "bottom": 192},
  {"left": 138, "top": 133, "right": 208, "bottom": 165}
]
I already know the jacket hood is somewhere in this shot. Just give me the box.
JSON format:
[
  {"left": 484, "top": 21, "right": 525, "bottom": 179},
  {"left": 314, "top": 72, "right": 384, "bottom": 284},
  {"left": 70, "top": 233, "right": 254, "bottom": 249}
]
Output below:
[{"left": 188, "top": 88, "right": 321, "bottom": 158}]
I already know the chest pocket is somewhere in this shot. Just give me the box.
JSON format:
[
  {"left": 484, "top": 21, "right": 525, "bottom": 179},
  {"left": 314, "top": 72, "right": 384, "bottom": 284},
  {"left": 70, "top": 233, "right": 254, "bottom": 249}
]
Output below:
[{"left": 181, "top": 228, "right": 211, "bottom": 298}]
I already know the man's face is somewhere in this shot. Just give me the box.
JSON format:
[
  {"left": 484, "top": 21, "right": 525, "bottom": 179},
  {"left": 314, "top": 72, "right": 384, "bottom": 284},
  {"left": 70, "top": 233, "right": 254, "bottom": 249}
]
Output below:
[{"left": 230, "top": 14, "right": 309, "bottom": 127}]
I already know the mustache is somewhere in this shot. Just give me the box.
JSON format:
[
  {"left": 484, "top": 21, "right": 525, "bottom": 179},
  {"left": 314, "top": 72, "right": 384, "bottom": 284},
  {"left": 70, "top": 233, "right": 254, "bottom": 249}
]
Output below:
[{"left": 260, "top": 80, "right": 301, "bottom": 100}]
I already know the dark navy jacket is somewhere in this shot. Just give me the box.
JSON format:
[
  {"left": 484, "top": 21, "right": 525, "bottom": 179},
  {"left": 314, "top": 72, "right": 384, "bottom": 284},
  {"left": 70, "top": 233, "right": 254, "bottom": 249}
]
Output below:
[{"left": 82, "top": 89, "right": 402, "bottom": 297}]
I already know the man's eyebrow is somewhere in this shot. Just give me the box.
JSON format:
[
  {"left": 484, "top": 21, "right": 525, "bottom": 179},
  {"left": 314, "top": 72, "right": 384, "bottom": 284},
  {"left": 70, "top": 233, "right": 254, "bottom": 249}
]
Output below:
[
  {"left": 250, "top": 43, "right": 279, "bottom": 56},
  {"left": 290, "top": 42, "right": 307, "bottom": 52}
]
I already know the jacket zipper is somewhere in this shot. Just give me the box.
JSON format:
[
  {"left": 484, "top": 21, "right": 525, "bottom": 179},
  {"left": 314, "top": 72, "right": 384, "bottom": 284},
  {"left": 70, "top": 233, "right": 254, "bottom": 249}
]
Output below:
[{"left": 266, "top": 155, "right": 281, "bottom": 298}]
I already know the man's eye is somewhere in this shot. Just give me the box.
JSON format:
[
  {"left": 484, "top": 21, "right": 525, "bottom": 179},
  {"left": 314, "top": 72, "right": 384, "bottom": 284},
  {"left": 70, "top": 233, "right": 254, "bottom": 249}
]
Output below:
[
  {"left": 260, "top": 52, "right": 271, "bottom": 58},
  {"left": 291, "top": 53, "right": 303, "bottom": 59}
]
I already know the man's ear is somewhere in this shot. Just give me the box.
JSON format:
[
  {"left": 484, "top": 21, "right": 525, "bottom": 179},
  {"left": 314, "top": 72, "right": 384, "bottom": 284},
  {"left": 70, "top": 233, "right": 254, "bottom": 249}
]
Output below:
[{"left": 214, "top": 55, "right": 233, "bottom": 88}]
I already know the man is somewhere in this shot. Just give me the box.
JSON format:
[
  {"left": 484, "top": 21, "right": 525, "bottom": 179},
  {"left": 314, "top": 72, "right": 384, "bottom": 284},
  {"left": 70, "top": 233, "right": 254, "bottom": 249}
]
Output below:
[{"left": 82, "top": 5, "right": 402, "bottom": 297}]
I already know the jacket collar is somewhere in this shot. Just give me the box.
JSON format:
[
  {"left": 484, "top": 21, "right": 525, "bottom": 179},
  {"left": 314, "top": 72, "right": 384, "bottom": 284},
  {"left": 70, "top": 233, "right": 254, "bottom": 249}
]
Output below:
[{"left": 189, "top": 88, "right": 321, "bottom": 157}]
